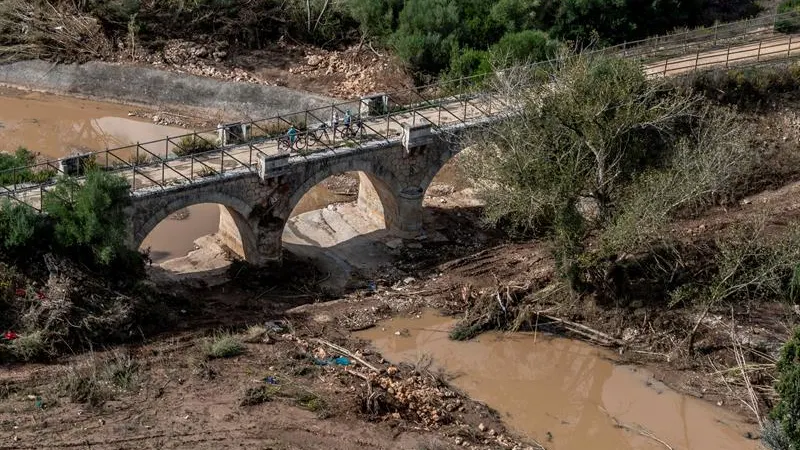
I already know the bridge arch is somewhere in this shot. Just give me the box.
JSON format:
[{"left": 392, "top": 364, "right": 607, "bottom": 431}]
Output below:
[
  {"left": 285, "top": 159, "right": 404, "bottom": 230},
  {"left": 133, "top": 192, "right": 260, "bottom": 264}
]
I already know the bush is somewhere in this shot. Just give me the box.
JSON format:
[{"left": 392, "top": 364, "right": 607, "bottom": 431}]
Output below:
[
  {"left": 443, "top": 48, "right": 491, "bottom": 82},
  {"left": 0, "top": 147, "right": 38, "bottom": 185},
  {"left": 204, "top": 332, "right": 244, "bottom": 359},
  {"left": 173, "top": 135, "right": 218, "bottom": 157},
  {"left": 349, "top": 0, "right": 404, "bottom": 40},
  {"left": 61, "top": 352, "right": 140, "bottom": 406},
  {"left": 776, "top": 0, "right": 800, "bottom": 33},
  {"left": 390, "top": 0, "right": 461, "bottom": 74},
  {"left": 680, "top": 64, "right": 800, "bottom": 107},
  {"left": 489, "top": 30, "right": 561, "bottom": 64},
  {"left": 6, "top": 330, "right": 49, "bottom": 361},
  {"left": 771, "top": 326, "right": 800, "bottom": 448},
  {"left": 42, "top": 170, "right": 132, "bottom": 266},
  {"left": 0, "top": 200, "right": 45, "bottom": 253}
]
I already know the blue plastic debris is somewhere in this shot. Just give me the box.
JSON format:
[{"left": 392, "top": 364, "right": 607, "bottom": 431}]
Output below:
[{"left": 333, "top": 357, "right": 350, "bottom": 366}]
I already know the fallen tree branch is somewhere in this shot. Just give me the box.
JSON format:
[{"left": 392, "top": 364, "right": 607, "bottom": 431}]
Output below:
[
  {"left": 601, "top": 407, "right": 674, "bottom": 450},
  {"left": 311, "top": 338, "right": 380, "bottom": 373},
  {"left": 540, "top": 314, "right": 625, "bottom": 346},
  {"left": 345, "top": 368, "right": 370, "bottom": 381}
]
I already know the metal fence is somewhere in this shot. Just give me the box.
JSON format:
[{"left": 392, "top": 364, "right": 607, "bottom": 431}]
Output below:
[
  {"left": 2, "top": 10, "right": 800, "bottom": 211},
  {"left": 647, "top": 33, "right": 800, "bottom": 77}
]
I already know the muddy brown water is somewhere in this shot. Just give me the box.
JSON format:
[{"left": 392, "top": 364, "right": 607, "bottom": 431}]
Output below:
[
  {"left": 0, "top": 87, "right": 186, "bottom": 159},
  {"left": 358, "top": 311, "right": 761, "bottom": 450}
]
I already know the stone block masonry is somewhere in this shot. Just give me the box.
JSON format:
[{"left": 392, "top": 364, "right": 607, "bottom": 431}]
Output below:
[{"left": 126, "top": 131, "right": 464, "bottom": 265}]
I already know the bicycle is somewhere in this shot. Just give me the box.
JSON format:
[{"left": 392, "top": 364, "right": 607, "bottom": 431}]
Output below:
[
  {"left": 277, "top": 133, "right": 307, "bottom": 153},
  {"left": 308, "top": 124, "right": 332, "bottom": 146},
  {"left": 340, "top": 118, "right": 365, "bottom": 139}
]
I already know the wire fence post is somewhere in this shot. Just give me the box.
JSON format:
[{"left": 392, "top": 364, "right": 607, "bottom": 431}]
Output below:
[
  {"left": 694, "top": 50, "right": 700, "bottom": 72},
  {"left": 757, "top": 40, "right": 763, "bottom": 61},
  {"left": 663, "top": 58, "right": 669, "bottom": 77},
  {"left": 713, "top": 23, "right": 718, "bottom": 46},
  {"left": 789, "top": 35, "right": 794, "bottom": 58},
  {"left": 726, "top": 43, "right": 731, "bottom": 68}
]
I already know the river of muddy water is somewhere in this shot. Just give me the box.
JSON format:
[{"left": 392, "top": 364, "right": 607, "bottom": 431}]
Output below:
[
  {"left": 0, "top": 87, "right": 356, "bottom": 264},
  {"left": 358, "top": 311, "right": 760, "bottom": 450}
]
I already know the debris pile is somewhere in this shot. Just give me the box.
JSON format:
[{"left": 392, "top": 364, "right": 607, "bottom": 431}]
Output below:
[{"left": 370, "top": 369, "right": 457, "bottom": 427}]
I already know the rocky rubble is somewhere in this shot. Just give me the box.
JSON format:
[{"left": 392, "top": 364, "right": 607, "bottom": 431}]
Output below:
[{"left": 117, "top": 38, "right": 409, "bottom": 99}]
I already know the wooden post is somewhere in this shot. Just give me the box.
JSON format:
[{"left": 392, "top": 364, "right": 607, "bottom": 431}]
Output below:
[
  {"left": 726, "top": 43, "right": 731, "bottom": 68},
  {"left": 713, "top": 23, "right": 718, "bottom": 46}
]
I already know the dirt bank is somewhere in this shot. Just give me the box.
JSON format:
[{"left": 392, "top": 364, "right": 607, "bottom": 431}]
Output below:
[{"left": 0, "top": 60, "right": 342, "bottom": 123}]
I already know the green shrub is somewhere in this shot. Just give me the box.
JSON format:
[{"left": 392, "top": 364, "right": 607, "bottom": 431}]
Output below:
[
  {"left": 7, "top": 330, "right": 48, "bottom": 361},
  {"left": 204, "top": 332, "right": 244, "bottom": 359},
  {"left": 489, "top": 30, "right": 561, "bottom": 64},
  {"left": 0, "top": 200, "right": 44, "bottom": 252},
  {"left": 42, "top": 170, "right": 132, "bottom": 266},
  {"left": 0, "top": 147, "right": 38, "bottom": 185},
  {"left": 349, "top": 0, "right": 404, "bottom": 40},
  {"left": 390, "top": 0, "right": 461, "bottom": 74},
  {"left": 777, "top": 0, "right": 800, "bottom": 33},
  {"left": 771, "top": 327, "right": 800, "bottom": 448},
  {"left": 444, "top": 48, "right": 491, "bottom": 83},
  {"left": 681, "top": 64, "right": 800, "bottom": 107},
  {"left": 173, "top": 135, "right": 218, "bottom": 157}
]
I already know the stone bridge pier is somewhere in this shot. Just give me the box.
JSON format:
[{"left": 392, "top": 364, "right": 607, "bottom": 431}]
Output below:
[{"left": 126, "top": 130, "right": 460, "bottom": 265}]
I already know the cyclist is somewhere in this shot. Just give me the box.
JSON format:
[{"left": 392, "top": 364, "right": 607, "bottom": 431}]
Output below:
[
  {"left": 287, "top": 125, "right": 298, "bottom": 146},
  {"left": 343, "top": 109, "right": 352, "bottom": 128}
]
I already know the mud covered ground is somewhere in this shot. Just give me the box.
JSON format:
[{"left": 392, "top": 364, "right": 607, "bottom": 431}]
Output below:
[{"left": 1, "top": 165, "right": 795, "bottom": 449}]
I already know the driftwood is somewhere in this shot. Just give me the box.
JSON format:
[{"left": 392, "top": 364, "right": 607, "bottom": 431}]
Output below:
[
  {"left": 345, "top": 368, "right": 370, "bottom": 381},
  {"left": 311, "top": 338, "right": 380, "bottom": 373},
  {"left": 539, "top": 314, "right": 626, "bottom": 347},
  {"left": 601, "top": 407, "right": 674, "bottom": 450}
]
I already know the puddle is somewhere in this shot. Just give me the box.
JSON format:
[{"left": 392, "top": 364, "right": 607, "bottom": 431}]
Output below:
[{"left": 358, "top": 311, "right": 760, "bottom": 450}]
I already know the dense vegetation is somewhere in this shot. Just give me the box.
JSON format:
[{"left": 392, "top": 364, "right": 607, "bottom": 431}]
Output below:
[
  {"left": 0, "top": 170, "right": 154, "bottom": 362},
  {"left": 0, "top": 147, "right": 55, "bottom": 185},
  {"left": 0, "top": 0, "right": 761, "bottom": 81},
  {"left": 460, "top": 55, "right": 800, "bottom": 447}
]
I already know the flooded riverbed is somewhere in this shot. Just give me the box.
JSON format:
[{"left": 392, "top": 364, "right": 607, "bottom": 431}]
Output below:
[
  {"left": 358, "top": 312, "right": 760, "bottom": 450},
  {"left": 0, "top": 87, "right": 186, "bottom": 159}
]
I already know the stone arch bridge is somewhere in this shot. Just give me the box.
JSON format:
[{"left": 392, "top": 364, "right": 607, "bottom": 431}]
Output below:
[{"left": 127, "top": 124, "right": 470, "bottom": 265}]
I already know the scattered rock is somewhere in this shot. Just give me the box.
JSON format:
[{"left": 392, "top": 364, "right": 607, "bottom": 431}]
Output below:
[{"left": 385, "top": 238, "right": 404, "bottom": 249}]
